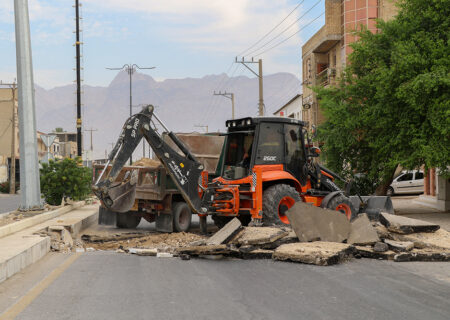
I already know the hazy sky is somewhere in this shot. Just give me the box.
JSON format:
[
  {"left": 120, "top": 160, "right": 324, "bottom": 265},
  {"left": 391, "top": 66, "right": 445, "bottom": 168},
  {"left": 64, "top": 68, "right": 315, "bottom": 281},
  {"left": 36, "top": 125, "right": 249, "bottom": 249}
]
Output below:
[{"left": 0, "top": 0, "right": 325, "bottom": 89}]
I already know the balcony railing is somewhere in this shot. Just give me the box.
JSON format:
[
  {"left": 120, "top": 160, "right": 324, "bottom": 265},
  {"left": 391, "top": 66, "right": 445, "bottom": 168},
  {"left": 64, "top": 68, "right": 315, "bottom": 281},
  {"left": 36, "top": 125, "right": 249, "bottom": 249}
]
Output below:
[{"left": 315, "top": 68, "right": 336, "bottom": 86}]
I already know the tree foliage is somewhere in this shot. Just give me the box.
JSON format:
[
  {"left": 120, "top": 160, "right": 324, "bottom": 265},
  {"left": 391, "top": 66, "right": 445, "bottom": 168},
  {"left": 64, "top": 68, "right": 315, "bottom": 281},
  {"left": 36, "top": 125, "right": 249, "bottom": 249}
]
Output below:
[
  {"left": 316, "top": 0, "right": 449, "bottom": 194},
  {"left": 40, "top": 158, "right": 92, "bottom": 205}
]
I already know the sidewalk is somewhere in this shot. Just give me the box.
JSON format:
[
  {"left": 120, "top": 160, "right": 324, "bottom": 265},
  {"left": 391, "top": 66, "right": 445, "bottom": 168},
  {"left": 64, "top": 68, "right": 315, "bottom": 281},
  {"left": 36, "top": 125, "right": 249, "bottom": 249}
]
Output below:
[
  {"left": 0, "top": 204, "right": 99, "bottom": 283},
  {"left": 392, "top": 195, "right": 450, "bottom": 231}
]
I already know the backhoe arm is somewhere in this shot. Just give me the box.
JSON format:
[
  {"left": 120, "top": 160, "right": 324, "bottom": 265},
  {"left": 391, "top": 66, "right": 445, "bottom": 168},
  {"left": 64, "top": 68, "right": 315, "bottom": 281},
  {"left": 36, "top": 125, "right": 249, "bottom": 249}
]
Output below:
[{"left": 93, "top": 105, "right": 206, "bottom": 214}]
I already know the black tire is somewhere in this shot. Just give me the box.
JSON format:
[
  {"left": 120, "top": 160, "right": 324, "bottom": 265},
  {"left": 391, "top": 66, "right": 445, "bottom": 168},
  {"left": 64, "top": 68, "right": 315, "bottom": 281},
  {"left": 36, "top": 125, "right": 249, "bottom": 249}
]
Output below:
[
  {"left": 386, "top": 187, "right": 394, "bottom": 196},
  {"left": 262, "top": 184, "right": 301, "bottom": 226},
  {"left": 172, "top": 202, "right": 192, "bottom": 232},
  {"left": 116, "top": 212, "right": 141, "bottom": 229},
  {"left": 326, "top": 194, "right": 357, "bottom": 221}
]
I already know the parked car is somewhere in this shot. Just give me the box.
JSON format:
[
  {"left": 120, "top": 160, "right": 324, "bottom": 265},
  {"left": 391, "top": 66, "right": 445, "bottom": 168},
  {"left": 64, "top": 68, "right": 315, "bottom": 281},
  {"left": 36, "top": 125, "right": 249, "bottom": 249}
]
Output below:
[{"left": 387, "top": 170, "right": 424, "bottom": 196}]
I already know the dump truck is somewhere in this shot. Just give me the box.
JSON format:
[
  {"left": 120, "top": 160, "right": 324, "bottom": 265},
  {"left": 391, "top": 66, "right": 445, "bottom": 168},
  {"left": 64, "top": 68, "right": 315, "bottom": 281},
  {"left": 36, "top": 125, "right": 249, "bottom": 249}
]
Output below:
[
  {"left": 94, "top": 133, "right": 224, "bottom": 232},
  {"left": 93, "top": 105, "right": 393, "bottom": 233}
]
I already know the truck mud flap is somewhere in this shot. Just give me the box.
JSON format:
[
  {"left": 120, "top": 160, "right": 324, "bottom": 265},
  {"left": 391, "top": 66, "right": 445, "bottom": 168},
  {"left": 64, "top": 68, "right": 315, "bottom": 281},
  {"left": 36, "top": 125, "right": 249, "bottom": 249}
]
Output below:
[
  {"left": 156, "top": 213, "right": 173, "bottom": 232},
  {"left": 349, "top": 196, "right": 394, "bottom": 220},
  {"left": 98, "top": 206, "right": 117, "bottom": 225}
]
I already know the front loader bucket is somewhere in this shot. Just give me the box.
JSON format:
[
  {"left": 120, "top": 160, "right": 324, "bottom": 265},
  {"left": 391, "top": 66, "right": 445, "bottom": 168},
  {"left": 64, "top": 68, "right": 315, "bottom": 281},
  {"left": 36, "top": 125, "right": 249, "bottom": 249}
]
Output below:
[
  {"left": 349, "top": 196, "right": 394, "bottom": 220},
  {"left": 107, "top": 180, "right": 137, "bottom": 213}
]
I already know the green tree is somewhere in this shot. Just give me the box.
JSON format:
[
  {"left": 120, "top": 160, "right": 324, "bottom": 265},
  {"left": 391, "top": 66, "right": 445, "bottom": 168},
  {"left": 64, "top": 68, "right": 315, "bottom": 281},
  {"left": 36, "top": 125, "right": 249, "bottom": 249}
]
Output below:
[
  {"left": 40, "top": 157, "right": 92, "bottom": 205},
  {"left": 316, "top": 0, "right": 449, "bottom": 195}
]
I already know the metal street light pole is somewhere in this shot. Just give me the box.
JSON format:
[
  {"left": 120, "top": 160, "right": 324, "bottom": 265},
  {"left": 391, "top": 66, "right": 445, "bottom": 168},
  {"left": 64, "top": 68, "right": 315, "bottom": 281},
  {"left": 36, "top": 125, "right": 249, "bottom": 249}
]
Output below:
[
  {"left": 106, "top": 64, "right": 155, "bottom": 164},
  {"left": 14, "top": 0, "right": 42, "bottom": 210}
]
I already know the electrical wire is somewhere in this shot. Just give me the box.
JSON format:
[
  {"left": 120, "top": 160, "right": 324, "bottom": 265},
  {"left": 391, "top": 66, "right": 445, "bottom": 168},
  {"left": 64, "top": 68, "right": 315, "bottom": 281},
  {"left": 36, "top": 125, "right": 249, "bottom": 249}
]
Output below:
[
  {"left": 245, "top": 0, "right": 323, "bottom": 57},
  {"left": 254, "top": 12, "right": 325, "bottom": 57},
  {"left": 237, "top": 1, "right": 304, "bottom": 57}
]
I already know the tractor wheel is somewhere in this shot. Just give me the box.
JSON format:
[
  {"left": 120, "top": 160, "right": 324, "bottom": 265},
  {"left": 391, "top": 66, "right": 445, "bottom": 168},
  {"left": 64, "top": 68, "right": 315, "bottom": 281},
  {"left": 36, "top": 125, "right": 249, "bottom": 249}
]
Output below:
[
  {"left": 211, "top": 216, "right": 232, "bottom": 229},
  {"left": 172, "top": 202, "right": 192, "bottom": 232},
  {"left": 116, "top": 212, "right": 141, "bottom": 229},
  {"left": 262, "top": 184, "right": 301, "bottom": 226},
  {"left": 326, "top": 194, "right": 357, "bottom": 221},
  {"left": 386, "top": 187, "right": 394, "bottom": 196}
]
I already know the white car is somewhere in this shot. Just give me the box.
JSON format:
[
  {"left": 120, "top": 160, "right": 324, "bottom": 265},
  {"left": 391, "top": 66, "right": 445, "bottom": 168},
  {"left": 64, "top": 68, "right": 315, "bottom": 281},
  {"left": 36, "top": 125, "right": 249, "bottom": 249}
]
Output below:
[{"left": 387, "top": 170, "right": 424, "bottom": 196}]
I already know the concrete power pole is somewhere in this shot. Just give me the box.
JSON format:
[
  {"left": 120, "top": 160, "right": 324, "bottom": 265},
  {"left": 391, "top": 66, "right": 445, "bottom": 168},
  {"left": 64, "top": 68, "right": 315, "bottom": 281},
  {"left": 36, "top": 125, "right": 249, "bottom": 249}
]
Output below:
[
  {"left": 214, "top": 91, "right": 235, "bottom": 119},
  {"left": 75, "top": 0, "right": 82, "bottom": 157},
  {"left": 14, "top": 0, "right": 42, "bottom": 209},
  {"left": 235, "top": 57, "right": 264, "bottom": 116}
]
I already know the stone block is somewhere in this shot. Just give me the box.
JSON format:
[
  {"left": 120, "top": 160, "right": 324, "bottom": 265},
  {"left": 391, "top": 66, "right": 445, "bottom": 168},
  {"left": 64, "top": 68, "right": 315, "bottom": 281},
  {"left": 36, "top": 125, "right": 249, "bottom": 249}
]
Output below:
[
  {"left": 379, "top": 213, "right": 440, "bottom": 234},
  {"left": 206, "top": 217, "right": 242, "bottom": 245},
  {"left": 273, "top": 242, "right": 354, "bottom": 266},
  {"left": 348, "top": 213, "right": 380, "bottom": 245},
  {"left": 286, "top": 202, "right": 351, "bottom": 243},
  {"left": 373, "top": 242, "right": 389, "bottom": 253}
]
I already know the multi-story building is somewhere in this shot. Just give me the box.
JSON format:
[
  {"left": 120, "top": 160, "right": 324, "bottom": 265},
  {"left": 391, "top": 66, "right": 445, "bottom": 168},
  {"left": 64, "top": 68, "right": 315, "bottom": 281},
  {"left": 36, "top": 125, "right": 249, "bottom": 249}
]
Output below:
[
  {"left": 301, "top": 0, "right": 398, "bottom": 127},
  {"left": 273, "top": 94, "right": 303, "bottom": 120}
]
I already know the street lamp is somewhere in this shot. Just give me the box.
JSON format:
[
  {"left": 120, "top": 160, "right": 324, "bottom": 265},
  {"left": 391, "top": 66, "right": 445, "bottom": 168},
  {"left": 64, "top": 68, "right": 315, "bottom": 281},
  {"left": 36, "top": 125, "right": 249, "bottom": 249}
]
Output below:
[{"left": 106, "top": 64, "right": 155, "bottom": 164}]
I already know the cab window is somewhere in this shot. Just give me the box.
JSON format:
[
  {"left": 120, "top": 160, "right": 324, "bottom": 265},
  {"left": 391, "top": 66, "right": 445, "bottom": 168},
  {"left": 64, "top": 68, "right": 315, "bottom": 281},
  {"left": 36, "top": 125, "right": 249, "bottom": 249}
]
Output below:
[{"left": 255, "top": 123, "right": 284, "bottom": 165}]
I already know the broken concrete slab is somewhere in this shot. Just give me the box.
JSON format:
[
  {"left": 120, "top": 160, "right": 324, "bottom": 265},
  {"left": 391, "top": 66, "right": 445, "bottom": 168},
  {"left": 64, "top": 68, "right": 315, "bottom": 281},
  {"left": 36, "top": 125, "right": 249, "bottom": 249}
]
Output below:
[
  {"left": 384, "top": 239, "right": 414, "bottom": 252},
  {"left": 261, "top": 230, "right": 299, "bottom": 249},
  {"left": 206, "top": 217, "right": 242, "bottom": 245},
  {"left": 176, "top": 244, "right": 231, "bottom": 256},
  {"left": 286, "top": 202, "right": 350, "bottom": 243},
  {"left": 355, "top": 246, "right": 396, "bottom": 260},
  {"left": 373, "top": 242, "right": 389, "bottom": 253},
  {"left": 391, "top": 229, "right": 450, "bottom": 251},
  {"left": 379, "top": 213, "right": 440, "bottom": 234},
  {"left": 373, "top": 223, "right": 392, "bottom": 240},
  {"left": 348, "top": 213, "right": 380, "bottom": 245},
  {"left": 394, "top": 251, "right": 450, "bottom": 262},
  {"left": 241, "top": 249, "right": 274, "bottom": 260},
  {"left": 234, "top": 227, "right": 289, "bottom": 246},
  {"left": 128, "top": 248, "right": 157, "bottom": 256},
  {"left": 273, "top": 242, "right": 354, "bottom": 266}
]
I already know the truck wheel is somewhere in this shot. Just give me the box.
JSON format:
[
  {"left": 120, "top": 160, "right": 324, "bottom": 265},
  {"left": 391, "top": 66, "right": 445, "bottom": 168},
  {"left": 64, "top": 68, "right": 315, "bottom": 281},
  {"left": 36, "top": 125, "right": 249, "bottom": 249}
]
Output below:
[
  {"left": 116, "top": 212, "right": 141, "bottom": 229},
  {"left": 326, "top": 194, "right": 357, "bottom": 221},
  {"left": 263, "top": 184, "right": 301, "bottom": 226},
  {"left": 173, "top": 202, "right": 192, "bottom": 232}
]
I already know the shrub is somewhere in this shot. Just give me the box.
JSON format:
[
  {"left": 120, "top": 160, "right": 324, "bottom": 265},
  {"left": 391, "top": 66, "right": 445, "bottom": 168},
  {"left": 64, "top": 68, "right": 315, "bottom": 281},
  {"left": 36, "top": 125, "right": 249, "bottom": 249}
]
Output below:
[
  {"left": 0, "top": 181, "right": 20, "bottom": 194},
  {"left": 40, "top": 157, "right": 92, "bottom": 205}
]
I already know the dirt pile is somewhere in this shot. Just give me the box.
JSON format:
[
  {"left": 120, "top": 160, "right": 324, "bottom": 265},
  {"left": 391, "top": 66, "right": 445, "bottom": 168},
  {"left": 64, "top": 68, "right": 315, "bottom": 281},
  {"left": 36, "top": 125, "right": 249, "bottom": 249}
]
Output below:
[{"left": 132, "top": 158, "right": 161, "bottom": 167}]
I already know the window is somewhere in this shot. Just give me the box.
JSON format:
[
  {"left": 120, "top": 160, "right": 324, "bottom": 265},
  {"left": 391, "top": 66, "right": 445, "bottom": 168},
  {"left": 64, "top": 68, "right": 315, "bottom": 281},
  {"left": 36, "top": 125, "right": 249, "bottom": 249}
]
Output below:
[
  {"left": 255, "top": 123, "right": 284, "bottom": 165},
  {"left": 415, "top": 172, "right": 424, "bottom": 180},
  {"left": 398, "top": 173, "right": 413, "bottom": 182},
  {"left": 285, "top": 124, "right": 306, "bottom": 185}
]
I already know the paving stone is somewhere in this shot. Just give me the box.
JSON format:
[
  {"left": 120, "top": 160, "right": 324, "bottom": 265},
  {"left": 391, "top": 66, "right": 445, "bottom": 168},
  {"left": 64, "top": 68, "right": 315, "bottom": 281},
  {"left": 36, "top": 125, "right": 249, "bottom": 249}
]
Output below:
[
  {"left": 384, "top": 239, "right": 414, "bottom": 252},
  {"left": 273, "top": 242, "right": 354, "bottom": 266},
  {"left": 206, "top": 218, "right": 242, "bottom": 245},
  {"left": 379, "top": 213, "right": 440, "bottom": 234},
  {"left": 348, "top": 213, "right": 380, "bottom": 245},
  {"left": 234, "top": 227, "right": 289, "bottom": 245},
  {"left": 355, "top": 246, "right": 396, "bottom": 260},
  {"left": 286, "top": 202, "right": 351, "bottom": 243},
  {"left": 373, "top": 242, "right": 389, "bottom": 253}
]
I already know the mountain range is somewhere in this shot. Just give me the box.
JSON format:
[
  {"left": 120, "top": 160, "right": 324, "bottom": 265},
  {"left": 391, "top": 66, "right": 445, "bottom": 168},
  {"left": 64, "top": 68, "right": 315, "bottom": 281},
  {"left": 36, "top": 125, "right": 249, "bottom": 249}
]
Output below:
[{"left": 35, "top": 71, "right": 301, "bottom": 159}]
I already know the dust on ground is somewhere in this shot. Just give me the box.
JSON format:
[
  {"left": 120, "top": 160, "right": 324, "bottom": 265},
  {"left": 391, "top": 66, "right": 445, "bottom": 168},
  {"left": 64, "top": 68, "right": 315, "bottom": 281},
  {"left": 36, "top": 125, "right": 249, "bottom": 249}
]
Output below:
[{"left": 0, "top": 204, "right": 61, "bottom": 227}]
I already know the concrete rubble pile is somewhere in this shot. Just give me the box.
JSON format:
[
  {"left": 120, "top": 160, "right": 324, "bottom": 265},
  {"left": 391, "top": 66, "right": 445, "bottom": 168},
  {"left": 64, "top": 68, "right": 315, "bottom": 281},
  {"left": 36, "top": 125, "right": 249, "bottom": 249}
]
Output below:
[{"left": 79, "top": 202, "right": 449, "bottom": 266}]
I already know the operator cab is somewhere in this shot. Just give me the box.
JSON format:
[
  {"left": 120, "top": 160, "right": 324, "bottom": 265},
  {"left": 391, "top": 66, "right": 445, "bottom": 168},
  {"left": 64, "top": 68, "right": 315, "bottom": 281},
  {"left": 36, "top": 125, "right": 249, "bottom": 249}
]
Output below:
[{"left": 221, "top": 117, "right": 308, "bottom": 185}]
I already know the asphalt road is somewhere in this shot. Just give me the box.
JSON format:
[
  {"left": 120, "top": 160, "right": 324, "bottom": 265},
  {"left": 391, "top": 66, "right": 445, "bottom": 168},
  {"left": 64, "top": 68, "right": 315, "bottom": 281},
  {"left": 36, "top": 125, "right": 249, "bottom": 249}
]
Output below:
[
  {"left": 0, "top": 194, "right": 20, "bottom": 214},
  {"left": 2, "top": 252, "right": 449, "bottom": 320}
]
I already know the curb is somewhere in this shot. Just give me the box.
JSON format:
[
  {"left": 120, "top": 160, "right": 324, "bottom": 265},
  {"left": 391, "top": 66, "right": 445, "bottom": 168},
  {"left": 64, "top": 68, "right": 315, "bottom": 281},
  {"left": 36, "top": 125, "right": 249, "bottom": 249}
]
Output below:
[{"left": 0, "top": 201, "right": 85, "bottom": 239}]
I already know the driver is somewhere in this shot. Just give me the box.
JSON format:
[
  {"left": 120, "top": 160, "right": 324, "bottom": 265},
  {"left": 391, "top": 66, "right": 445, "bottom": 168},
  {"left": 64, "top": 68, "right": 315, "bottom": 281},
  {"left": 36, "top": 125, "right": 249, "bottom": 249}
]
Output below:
[{"left": 241, "top": 143, "right": 252, "bottom": 168}]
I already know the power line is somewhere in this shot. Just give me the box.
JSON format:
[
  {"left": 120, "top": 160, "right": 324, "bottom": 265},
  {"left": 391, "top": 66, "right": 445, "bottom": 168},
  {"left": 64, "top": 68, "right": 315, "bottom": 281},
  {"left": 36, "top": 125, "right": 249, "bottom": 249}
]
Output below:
[
  {"left": 254, "top": 12, "right": 325, "bottom": 57},
  {"left": 238, "top": 1, "right": 304, "bottom": 57},
  {"left": 246, "top": 0, "right": 323, "bottom": 57}
]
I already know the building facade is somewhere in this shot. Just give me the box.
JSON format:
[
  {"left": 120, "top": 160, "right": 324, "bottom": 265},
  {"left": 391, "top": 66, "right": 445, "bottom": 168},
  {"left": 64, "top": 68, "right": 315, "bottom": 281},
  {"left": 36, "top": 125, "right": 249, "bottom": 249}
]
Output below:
[
  {"left": 273, "top": 94, "right": 303, "bottom": 120},
  {"left": 301, "top": 0, "right": 398, "bottom": 127}
]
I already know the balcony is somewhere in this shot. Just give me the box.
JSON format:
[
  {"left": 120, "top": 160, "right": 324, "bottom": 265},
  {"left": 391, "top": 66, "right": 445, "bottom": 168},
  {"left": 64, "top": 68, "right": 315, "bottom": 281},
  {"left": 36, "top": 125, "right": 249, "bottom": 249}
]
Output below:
[{"left": 316, "top": 68, "right": 336, "bottom": 86}]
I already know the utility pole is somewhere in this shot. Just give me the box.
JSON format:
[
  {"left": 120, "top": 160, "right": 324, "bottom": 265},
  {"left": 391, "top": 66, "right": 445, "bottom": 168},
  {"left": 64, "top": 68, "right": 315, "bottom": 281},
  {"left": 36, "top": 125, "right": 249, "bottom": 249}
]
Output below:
[
  {"left": 84, "top": 128, "right": 97, "bottom": 151},
  {"left": 235, "top": 57, "right": 264, "bottom": 116},
  {"left": 10, "top": 82, "right": 17, "bottom": 194},
  {"left": 194, "top": 125, "right": 208, "bottom": 133},
  {"left": 14, "top": 0, "right": 42, "bottom": 209},
  {"left": 75, "top": 0, "right": 82, "bottom": 157},
  {"left": 106, "top": 64, "right": 155, "bottom": 165},
  {"left": 214, "top": 91, "right": 235, "bottom": 119}
]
